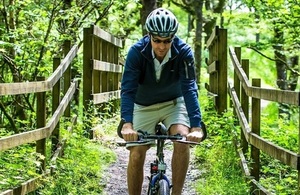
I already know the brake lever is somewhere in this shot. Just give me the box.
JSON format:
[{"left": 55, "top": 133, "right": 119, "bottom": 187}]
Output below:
[{"left": 175, "top": 137, "right": 200, "bottom": 145}]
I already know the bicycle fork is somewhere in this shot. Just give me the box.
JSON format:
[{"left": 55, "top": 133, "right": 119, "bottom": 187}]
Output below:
[{"left": 147, "top": 140, "right": 172, "bottom": 194}]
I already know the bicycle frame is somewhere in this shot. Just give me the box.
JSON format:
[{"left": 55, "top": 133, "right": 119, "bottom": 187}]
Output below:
[
  {"left": 137, "top": 124, "right": 183, "bottom": 195},
  {"left": 148, "top": 138, "right": 170, "bottom": 194},
  {"left": 117, "top": 118, "right": 206, "bottom": 195}
]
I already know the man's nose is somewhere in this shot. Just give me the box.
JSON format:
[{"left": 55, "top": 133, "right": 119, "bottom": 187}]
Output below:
[{"left": 158, "top": 43, "right": 167, "bottom": 49}]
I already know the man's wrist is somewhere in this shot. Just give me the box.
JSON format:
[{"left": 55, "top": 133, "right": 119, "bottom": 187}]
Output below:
[
  {"left": 122, "top": 122, "right": 133, "bottom": 129},
  {"left": 190, "top": 127, "right": 202, "bottom": 133}
]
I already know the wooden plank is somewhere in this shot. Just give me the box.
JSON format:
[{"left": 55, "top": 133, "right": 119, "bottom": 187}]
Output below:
[
  {"left": 235, "top": 140, "right": 273, "bottom": 195},
  {"left": 0, "top": 126, "right": 51, "bottom": 151},
  {"left": 229, "top": 82, "right": 300, "bottom": 169},
  {"left": 229, "top": 46, "right": 251, "bottom": 88},
  {"left": 46, "top": 82, "right": 77, "bottom": 132},
  {"left": 0, "top": 190, "right": 13, "bottom": 195},
  {"left": 206, "top": 26, "right": 219, "bottom": 49},
  {"left": 47, "top": 44, "right": 78, "bottom": 87},
  {"left": 0, "top": 82, "right": 77, "bottom": 151},
  {"left": 0, "top": 81, "right": 49, "bottom": 96},
  {"left": 0, "top": 171, "right": 50, "bottom": 195},
  {"left": 93, "top": 60, "right": 123, "bottom": 73},
  {"left": 92, "top": 25, "right": 123, "bottom": 48},
  {"left": 207, "top": 60, "right": 218, "bottom": 74},
  {"left": 249, "top": 133, "right": 299, "bottom": 169},
  {"left": 250, "top": 179, "right": 273, "bottom": 195},
  {"left": 229, "top": 47, "right": 299, "bottom": 105},
  {"left": 93, "top": 90, "right": 121, "bottom": 104},
  {"left": 0, "top": 44, "right": 79, "bottom": 96},
  {"left": 228, "top": 83, "right": 250, "bottom": 141},
  {"left": 247, "top": 87, "right": 299, "bottom": 106}
]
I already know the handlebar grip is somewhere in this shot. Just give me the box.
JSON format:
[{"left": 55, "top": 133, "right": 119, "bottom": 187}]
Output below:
[{"left": 117, "top": 118, "right": 126, "bottom": 139}]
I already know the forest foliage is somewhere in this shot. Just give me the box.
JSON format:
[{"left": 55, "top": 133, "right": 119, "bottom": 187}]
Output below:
[
  {"left": 0, "top": 0, "right": 299, "bottom": 131},
  {"left": 0, "top": 0, "right": 299, "bottom": 194}
]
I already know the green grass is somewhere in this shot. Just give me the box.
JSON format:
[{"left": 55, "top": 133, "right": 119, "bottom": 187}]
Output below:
[
  {"left": 1, "top": 88, "right": 299, "bottom": 194},
  {"left": 37, "top": 123, "right": 116, "bottom": 195},
  {"left": 193, "top": 96, "right": 249, "bottom": 194}
]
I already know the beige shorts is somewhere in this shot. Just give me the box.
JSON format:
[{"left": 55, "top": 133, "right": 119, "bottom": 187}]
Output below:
[{"left": 126, "top": 96, "right": 190, "bottom": 148}]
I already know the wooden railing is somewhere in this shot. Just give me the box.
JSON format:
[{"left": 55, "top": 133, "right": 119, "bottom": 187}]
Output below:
[
  {"left": 0, "top": 25, "right": 122, "bottom": 194},
  {"left": 206, "top": 26, "right": 300, "bottom": 194},
  {"left": 82, "top": 25, "right": 123, "bottom": 138}
]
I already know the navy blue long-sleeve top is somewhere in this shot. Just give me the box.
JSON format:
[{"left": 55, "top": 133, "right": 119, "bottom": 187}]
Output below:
[{"left": 121, "top": 35, "right": 202, "bottom": 128}]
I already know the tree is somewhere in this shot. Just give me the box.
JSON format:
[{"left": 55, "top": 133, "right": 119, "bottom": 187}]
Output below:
[
  {"left": 171, "top": 0, "right": 226, "bottom": 86},
  {"left": 240, "top": 0, "right": 300, "bottom": 117},
  {"left": 0, "top": 0, "right": 117, "bottom": 132}
]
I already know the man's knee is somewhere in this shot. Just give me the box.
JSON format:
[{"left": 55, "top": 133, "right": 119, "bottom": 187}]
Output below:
[
  {"left": 169, "top": 124, "right": 189, "bottom": 136},
  {"left": 129, "top": 145, "right": 150, "bottom": 162}
]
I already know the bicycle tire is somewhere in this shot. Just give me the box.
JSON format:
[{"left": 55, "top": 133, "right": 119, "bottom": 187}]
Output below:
[{"left": 158, "top": 179, "right": 170, "bottom": 195}]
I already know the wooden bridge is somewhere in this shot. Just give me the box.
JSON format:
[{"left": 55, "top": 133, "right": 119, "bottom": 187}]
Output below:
[{"left": 0, "top": 25, "right": 299, "bottom": 194}]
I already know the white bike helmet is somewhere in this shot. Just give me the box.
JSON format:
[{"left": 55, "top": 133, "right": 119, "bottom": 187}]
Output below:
[{"left": 145, "top": 8, "right": 179, "bottom": 37}]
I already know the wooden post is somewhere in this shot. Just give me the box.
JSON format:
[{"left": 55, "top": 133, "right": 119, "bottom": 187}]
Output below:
[
  {"left": 251, "top": 78, "right": 261, "bottom": 193},
  {"left": 83, "top": 25, "right": 94, "bottom": 111},
  {"left": 52, "top": 57, "right": 61, "bottom": 152},
  {"left": 241, "top": 59, "right": 249, "bottom": 155},
  {"left": 217, "top": 28, "right": 227, "bottom": 114},
  {"left": 36, "top": 76, "right": 46, "bottom": 173},
  {"left": 83, "top": 25, "right": 94, "bottom": 138},
  {"left": 64, "top": 40, "right": 71, "bottom": 117}
]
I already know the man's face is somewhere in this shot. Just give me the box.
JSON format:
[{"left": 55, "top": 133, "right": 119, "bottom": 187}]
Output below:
[{"left": 150, "top": 35, "right": 173, "bottom": 60}]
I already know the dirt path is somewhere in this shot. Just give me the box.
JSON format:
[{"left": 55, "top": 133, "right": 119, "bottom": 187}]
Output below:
[{"left": 102, "top": 141, "right": 201, "bottom": 195}]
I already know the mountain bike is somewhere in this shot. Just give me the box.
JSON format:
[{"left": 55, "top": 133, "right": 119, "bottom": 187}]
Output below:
[{"left": 117, "top": 120, "right": 207, "bottom": 195}]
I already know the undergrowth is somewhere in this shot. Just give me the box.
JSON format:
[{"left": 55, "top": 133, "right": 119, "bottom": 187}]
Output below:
[
  {"left": 194, "top": 95, "right": 249, "bottom": 194},
  {"left": 1, "top": 90, "right": 299, "bottom": 194},
  {"left": 36, "top": 123, "right": 116, "bottom": 195},
  {"left": 254, "top": 102, "right": 299, "bottom": 194},
  {"left": 193, "top": 95, "right": 299, "bottom": 194}
]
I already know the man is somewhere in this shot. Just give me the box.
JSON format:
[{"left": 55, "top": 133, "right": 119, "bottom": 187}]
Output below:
[{"left": 118, "top": 7, "right": 206, "bottom": 195}]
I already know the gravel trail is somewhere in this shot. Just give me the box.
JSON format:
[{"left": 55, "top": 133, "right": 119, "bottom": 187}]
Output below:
[{"left": 102, "top": 141, "right": 202, "bottom": 195}]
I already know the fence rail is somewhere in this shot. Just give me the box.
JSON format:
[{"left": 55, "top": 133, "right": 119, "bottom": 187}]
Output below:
[
  {"left": 82, "top": 24, "right": 123, "bottom": 138},
  {"left": 206, "top": 26, "right": 300, "bottom": 194},
  {"left": 0, "top": 25, "right": 122, "bottom": 194}
]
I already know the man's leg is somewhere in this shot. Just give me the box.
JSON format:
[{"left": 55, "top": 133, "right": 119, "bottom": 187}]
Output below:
[
  {"left": 169, "top": 124, "right": 190, "bottom": 195},
  {"left": 127, "top": 145, "right": 150, "bottom": 195}
]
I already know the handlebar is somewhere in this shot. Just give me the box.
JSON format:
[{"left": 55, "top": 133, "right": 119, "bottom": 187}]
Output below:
[
  {"left": 125, "top": 131, "right": 199, "bottom": 145},
  {"left": 138, "top": 132, "right": 183, "bottom": 141},
  {"left": 117, "top": 119, "right": 206, "bottom": 145}
]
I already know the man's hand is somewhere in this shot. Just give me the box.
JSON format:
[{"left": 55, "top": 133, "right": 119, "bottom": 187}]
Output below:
[
  {"left": 186, "top": 127, "right": 204, "bottom": 143},
  {"left": 121, "top": 123, "right": 138, "bottom": 142}
]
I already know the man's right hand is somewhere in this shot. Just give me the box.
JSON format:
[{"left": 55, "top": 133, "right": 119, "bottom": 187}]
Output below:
[{"left": 121, "top": 123, "right": 138, "bottom": 142}]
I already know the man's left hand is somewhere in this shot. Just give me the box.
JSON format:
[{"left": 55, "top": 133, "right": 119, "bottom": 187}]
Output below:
[{"left": 186, "top": 127, "right": 204, "bottom": 143}]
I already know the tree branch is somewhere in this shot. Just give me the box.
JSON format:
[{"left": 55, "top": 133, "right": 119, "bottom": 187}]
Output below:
[
  {"left": 247, "top": 46, "right": 300, "bottom": 76},
  {"left": 0, "top": 100, "right": 18, "bottom": 133}
]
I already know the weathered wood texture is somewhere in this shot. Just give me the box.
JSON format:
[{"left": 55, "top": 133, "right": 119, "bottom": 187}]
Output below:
[
  {"left": 83, "top": 25, "right": 123, "bottom": 109},
  {"left": 205, "top": 26, "right": 228, "bottom": 114},
  {"left": 207, "top": 26, "right": 300, "bottom": 194},
  {"left": 1, "top": 26, "right": 123, "bottom": 194},
  {"left": 0, "top": 45, "right": 78, "bottom": 96},
  {"left": 82, "top": 24, "right": 123, "bottom": 138}
]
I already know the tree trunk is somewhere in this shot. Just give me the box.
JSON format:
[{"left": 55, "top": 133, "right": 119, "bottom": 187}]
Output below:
[
  {"left": 288, "top": 56, "right": 298, "bottom": 91},
  {"left": 273, "top": 25, "right": 289, "bottom": 118},
  {"left": 141, "top": 0, "right": 157, "bottom": 36},
  {"left": 193, "top": 0, "right": 204, "bottom": 87}
]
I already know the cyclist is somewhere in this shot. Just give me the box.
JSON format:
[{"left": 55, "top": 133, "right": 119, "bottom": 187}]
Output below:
[{"left": 119, "top": 7, "right": 206, "bottom": 195}]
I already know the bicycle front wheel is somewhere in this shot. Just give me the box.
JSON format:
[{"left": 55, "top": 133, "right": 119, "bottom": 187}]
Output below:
[{"left": 158, "top": 179, "right": 170, "bottom": 195}]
